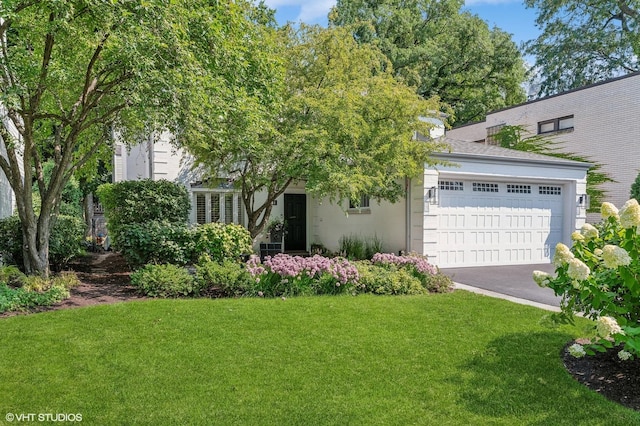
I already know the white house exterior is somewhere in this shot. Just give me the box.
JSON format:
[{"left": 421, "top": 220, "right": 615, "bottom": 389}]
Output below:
[
  {"left": 0, "top": 112, "right": 22, "bottom": 220},
  {"left": 447, "top": 71, "right": 640, "bottom": 222},
  {"left": 114, "top": 133, "right": 590, "bottom": 268},
  {"left": 0, "top": 142, "right": 13, "bottom": 219}
]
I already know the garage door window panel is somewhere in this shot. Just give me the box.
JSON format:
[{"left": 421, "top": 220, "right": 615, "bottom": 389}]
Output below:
[{"left": 472, "top": 182, "right": 499, "bottom": 192}]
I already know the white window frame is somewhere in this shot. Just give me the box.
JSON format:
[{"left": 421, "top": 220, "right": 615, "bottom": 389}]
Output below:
[
  {"left": 348, "top": 194, "right": 371, "bottom": 213},
  {"left": 192, "top": 190, "right": 244, "bottom": 226}
]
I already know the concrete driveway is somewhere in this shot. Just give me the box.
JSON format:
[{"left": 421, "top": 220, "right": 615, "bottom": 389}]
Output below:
[{"left": 440, "top": 263, "right": 562, "bottom": 310}]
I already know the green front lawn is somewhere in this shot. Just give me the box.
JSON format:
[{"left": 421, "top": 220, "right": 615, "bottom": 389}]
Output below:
[{"left": 0, "top": 292, "right": 637, "bottom": 425}]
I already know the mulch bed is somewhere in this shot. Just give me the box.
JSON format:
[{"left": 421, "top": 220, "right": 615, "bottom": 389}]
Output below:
[
  {"left": 2, "top": 252, "right": 639, "bottom": 412},
  {"left": 56, "top": 251, "right": 146, "bottom": 309},
  {"left": 563, "top": 342, "right": 640, "bottom": 411},
  {"left": 0, "top": 252, "right": 145, "bottom": 318}
]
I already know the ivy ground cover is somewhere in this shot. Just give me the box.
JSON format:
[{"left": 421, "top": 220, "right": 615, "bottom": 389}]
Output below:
[{"left": 1, "top": 293, "right": 638, "bottom": 425}]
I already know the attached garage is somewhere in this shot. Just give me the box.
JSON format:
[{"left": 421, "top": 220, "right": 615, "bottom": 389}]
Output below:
[
  {"left": 415, "top": 139, "right": 591, "bottom": 268},
  {"left": 436, "top": 179, "right": 564, "bottom": 267}
]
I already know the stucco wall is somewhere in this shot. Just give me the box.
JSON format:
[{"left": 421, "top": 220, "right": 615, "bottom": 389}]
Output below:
[
  {"left": 308, "top": 194, "right": 407, "bottom": 255},
  {"left": 447, "top": 73, "right": 640, "bottom": 221}
]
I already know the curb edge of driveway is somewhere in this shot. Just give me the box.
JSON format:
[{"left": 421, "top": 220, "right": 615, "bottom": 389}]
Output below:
[{"left": 453, "top": 282, "right": 561, "bottom": 312}]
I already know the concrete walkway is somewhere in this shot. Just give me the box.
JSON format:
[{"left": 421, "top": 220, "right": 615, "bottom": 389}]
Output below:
[{"left": 440, "top": 263, "right": 561, "bottom": 312}]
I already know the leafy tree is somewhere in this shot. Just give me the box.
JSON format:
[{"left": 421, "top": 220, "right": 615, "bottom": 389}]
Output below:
[
  {"left": 631, "top": 171, "right": 640, "bottom": 203},
  {"left": 0, "top": 0, "right": 252, "bottom": 276},
  {"left": 183, "top": 24, "right": 446, "bottom": 239},
  {"left": 329, "top": 0, "right": 527, "bottom": 125},
  {"left": 494, "top": 125, "right": 614, "bottom": 212},
  {"left": 524, "top": 0, "right": 640, "bottom": 96}
]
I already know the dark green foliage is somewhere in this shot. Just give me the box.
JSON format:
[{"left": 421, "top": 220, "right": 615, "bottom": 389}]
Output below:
[
  {"left": 339, "top": 234, "right": 365, "bottom": 260},
  {"left": 0, "top": 216, "right": 22, "bottom": 266},
  {"left": 339, "top": 234, "right": 383, "bottom": 260},
  {"left": 97, "top": 179, "right": 190, "bottom": 232},
  {"left": 631, "top": 171, "right": 640, "bottom": 203},
  {"left": 494, "top": 125, "right": 614, "bottom": 212},
  {"left": 42, "top": 161, "right": 83, "bottom": 218},
  {"left": 330, "top": 0, "right": 527, "bottom": 125},
  {"left": 524, "top": 0, "right": 639, "bottom": 96},
  {"left": 0, "top": 266, "right": 26, "bottom": 288},
  {"left": 0, "top": 215, "right": 85, "bottom": 270},
  {"left": 48, "top": 216, "right": 86, "bottom": 270},
  {"left": 130, "top": 264, "right": 196, "bottom": 298},
  {"left": 115, "top": 221, "right": 253, "bottom": 269},
  {"left": 195, "top": 258, "right": 253, "bottom": 297},
  {"left": 115, "top": 222, "right": 194, "bottom": 269}
]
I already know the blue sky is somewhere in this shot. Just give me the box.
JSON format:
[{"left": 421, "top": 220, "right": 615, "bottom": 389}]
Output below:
[{"left": 262, "top": 0, "right": 540, "bottom": 48}]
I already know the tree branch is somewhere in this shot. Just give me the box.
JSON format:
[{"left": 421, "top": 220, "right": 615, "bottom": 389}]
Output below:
[{"left": 30, "top": 12, "right": 55, "bottom": 112}]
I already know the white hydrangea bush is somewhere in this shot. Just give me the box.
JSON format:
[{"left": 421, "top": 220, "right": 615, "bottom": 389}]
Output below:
[{"left": 533, "top": 199, "right": 640, "bottom": 359}]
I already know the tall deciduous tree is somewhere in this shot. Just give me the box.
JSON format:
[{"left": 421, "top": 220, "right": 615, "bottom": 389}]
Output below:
[
  {"left": 524, "top": 0, "right": 640, "bottom": 96},
  {"left": 328, "top": 0, "right": 527, "bottom": 125},
  {"left": 183, "top": 24, "right": 446, "bottom": 239},
  {"left": 0, "top": 0, "right": 251, "bottom": 276}
]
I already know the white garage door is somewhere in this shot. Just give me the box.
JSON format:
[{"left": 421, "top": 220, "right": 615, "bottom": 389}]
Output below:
[{"left": 436, "top": 180, "right": 564, "bottom": 267}]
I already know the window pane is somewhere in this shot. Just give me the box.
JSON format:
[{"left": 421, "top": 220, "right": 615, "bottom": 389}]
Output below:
[
  {"left": 236, "top": 196, "right": 244, "bottom": 226},
  {"left": 210, "top": 194, "right": 220, "bottom": 223},
  {"left": 559, "top": 116, "right": 574, "bottom": 129},
  {"left": 539, "top": 121, "right": 555, "bottom": 133},
  {"left": 224, "top": 196, "right": 233, "bottom": 224},
  {"left": 196, "top": 194, "right": 206, "bottom": 224}
]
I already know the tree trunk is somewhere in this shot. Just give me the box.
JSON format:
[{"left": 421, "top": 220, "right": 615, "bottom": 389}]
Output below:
[{"left": 19, "top": 214, "right": 50, "bottom": 278}]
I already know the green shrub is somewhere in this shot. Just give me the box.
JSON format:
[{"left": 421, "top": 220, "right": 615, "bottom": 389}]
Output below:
[
  {"left": 130, "top": 264, "right": 196, "bottom": 298},
  {"left": 97, "top": 180, "right": 190, "bottom": 235},
  {"left": 0, "top": 283, "right": 70, "bottom": 313},
  {"left": 364, "top": 235, "right": 383, "bottom": 260},
  {"left": 195, "top": 258, "right": 253, "bottom": 297},
  {"left": 0, "top": 266, "right": 26, "bottom": 288},
  {"left": 339, "top": 234, "right": 384, "bottom": 260},
  {"left": 116, "top": 222, "right": 253, "bottom": 269},
  {"left": 0, "top": 216, "right": 22, "bottom": 266},
  {"left": 355, "top": 262, "right": 426, "bottom": 295},
  {"left": 115, "top": 221, "right": 194, "bottom": 268},
  {"left": 193, "top": 223, "right": 253, "bottom": 262},
  {"left": 420, "top": 272, "right": 454, "bottom": 293},
  {"left": 0, "top": 215, "right": 85, "bottom": 270},
  {"left": 339, "top": 234, "right": 366, "bottom": 260},
  {"left": 48, "top": 216, "right": 86, "bottom": 270},
  {"left": 631, "top": 171, "right": 640, "bottom": 203}
]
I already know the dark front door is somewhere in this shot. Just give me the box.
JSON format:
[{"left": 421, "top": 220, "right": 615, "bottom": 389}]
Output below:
[{"left": 284, "top": 194, "right": 306, "bottom": 251}]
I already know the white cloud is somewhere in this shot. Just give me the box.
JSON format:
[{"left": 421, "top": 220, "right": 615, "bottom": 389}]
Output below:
[
  {"left": 297, "top": 0, "right": 336, "bottom": 22},
  {"left": 263, "top": 0, "right": 336, "bottom": 23}
]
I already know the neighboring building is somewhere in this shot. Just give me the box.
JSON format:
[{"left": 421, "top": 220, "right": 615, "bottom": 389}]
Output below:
[
  {"left": 447, "top": 71, "right": 640, "bottom": 222},
  {"left": 114, "top": 130, "right": 590, "bottom": 268}
]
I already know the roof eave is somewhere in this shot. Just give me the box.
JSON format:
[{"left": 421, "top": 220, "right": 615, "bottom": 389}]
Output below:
[{"left": 433, "top": 151, "right": 593, "bottom": 170}]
